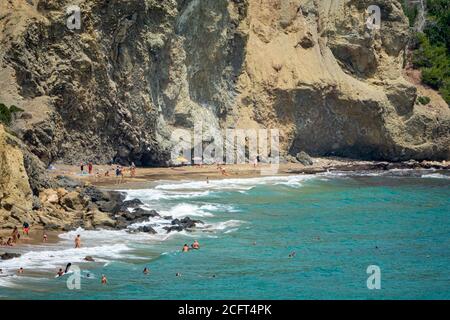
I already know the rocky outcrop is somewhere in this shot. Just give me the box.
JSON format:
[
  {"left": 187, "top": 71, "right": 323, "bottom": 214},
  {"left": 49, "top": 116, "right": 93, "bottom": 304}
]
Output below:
[
  {"left": 0, "top": 124, "right": 34, "bottom": 226},
  {"left": 0, "top": 0, "right": 447, "bottom": 168}
]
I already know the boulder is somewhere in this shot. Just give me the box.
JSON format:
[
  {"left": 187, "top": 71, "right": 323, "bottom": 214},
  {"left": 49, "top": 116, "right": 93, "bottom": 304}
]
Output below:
[
  {"left": 80, "top": 186, "right": 110, "bottom": 203},
  {"left": 165, "top": 217, "right": 204, "bottom": 233},
  {"left": 39, "top": 189, "right": 59, "bottom": 204},
  {"left": 296, "top": 151, "right": 314, "bottom": 166},
  {"left": 60, "top": 191, "right": 84, "bottom": 210},
  {"left": 285, "top": 155, "right": 299, "bottom": 163},
  {"left": 122, "top": 208, "right": 160, "bottom": 222},
  {"left": 84, "top": 256, "right": 95, "bottom": 262},
  {"left": 91, "top": 210, "right": 116, "bottom": 229},
  {"left": 117, "top": 198, "right": 144, "bottom": 212},
  {"left": 134, "top": 225, "right": 157, "bottom": 234},
  {"left": 55, "top": 176, "right": 84, "bottom": 190},
  {"left": 56, "top": 188, "right": 68, "bottom": 199},
  {"left": 1, "top": 252, "right": 21, "bottom": 260}
]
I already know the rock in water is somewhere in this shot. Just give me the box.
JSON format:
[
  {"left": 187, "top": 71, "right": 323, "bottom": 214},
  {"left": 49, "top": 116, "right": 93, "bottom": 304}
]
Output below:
[
  {"left": 84, "top": 256, "right": 95, "bottom": 262},
  {"left": 1, "top": 252, "right": 21, "bottom": 260}
]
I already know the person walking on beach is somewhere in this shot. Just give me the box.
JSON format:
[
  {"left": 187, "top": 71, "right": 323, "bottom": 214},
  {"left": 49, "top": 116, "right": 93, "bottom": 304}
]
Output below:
[
  {"left": 22, "top": 222, "right": 30, "bottom": 236},
  {"left": 11, "top": 227, "right": 19, "bottom": 243},
  {"left": 75, "top": 235, "right": 81, "bottom": 248},
  {"left": 88, "top": 162, "right": 93, "bottom": 175},
  {"left": 101, "top": 275, "right": 107, "bottom": 284}
]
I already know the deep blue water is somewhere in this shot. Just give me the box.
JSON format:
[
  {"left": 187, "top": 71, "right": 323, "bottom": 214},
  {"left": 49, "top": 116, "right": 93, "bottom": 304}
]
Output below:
[{"left": 1, "top": 172, "right": 449, "bottom": 299}]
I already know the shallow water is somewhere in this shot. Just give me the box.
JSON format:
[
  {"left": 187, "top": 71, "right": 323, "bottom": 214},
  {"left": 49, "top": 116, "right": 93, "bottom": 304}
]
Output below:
[{"left": 0, "top": 171, "right": 449, "bottom": 299}]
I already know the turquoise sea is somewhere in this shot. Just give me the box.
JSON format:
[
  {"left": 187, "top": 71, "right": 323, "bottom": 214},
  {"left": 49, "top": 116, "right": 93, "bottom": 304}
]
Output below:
[{"left": 0, "top": 170, "right": 449, "bottom": 299}]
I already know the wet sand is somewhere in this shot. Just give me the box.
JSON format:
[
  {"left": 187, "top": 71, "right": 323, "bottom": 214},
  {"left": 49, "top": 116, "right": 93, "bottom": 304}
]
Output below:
[{"left": 0, "top": 227, "right": 60, "bottom": 248}]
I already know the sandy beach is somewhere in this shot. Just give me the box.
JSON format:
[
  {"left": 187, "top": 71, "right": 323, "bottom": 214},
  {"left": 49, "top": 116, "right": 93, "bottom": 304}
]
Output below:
[
  {"left": 47, "top": 157, "right": 449, "bottom": 190},
  {"left": 0, "top": 226, "right": 60, "bottom": 247}
]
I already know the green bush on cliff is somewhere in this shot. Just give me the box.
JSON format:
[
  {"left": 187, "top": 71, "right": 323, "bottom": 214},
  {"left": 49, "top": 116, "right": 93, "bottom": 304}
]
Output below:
[
  {"left": 401, "top": 1, "right": 419, "bottom": 27},
  {"left": 407, "top": 0, "right": 450, "bottom": 105},
  {"left": 0, "top": 103, "right": 24, "bottom": 126},
  {"left": 417, "top": 96, "right": 431, "bottom": 105}
]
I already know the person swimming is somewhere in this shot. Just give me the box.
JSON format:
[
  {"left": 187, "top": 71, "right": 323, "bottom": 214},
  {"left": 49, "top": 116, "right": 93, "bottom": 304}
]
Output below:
[
  {"left": 143, "top": 267, "right": 150, "bottom": 274},
  {"left": 101, "top": 275, "right": 107, "bottom": 284},
  {"left": 182, "top": 244, "right": 190, "bottom": 252},
  {"left": 176, "top": 272, "right": 182, "bottom": 277},
  {"left": 288, "top": 251, "right": 296, "bottom": 258},
  {"left": 57, "top": 268, "right": 64, "bottom": 277},
  {"left": 18, "top": 267, "right": 24, "bottom": 274},
  {"left": 191, "top": 240, "right": 200, "bottom": 249}
]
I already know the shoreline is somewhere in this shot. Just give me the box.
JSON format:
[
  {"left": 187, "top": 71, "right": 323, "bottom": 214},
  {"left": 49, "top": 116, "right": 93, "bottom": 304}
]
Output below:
[
  {"left": 1, "top": 157, "right": 448, "bottom": 251},
  {"left": 47, "top": 157, "right": 449, "bottom": 190}
]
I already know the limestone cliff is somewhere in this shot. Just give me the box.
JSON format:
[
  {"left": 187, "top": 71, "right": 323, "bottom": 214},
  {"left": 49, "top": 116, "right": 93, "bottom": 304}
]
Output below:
[
  {"left": 0, "top": 0, "right": 449, "bottom": 166},
  {"left": 0, "top": 124, "right": 34, "bottom": 226}
]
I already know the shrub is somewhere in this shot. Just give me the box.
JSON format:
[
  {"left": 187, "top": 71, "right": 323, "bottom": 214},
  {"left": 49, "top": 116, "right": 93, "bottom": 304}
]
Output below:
[
  {"left": 0, "top": 103, "right": 24, "bottom": 126},
  {"left": 417, "top": 96, "right": 431, "bottom": 105}
]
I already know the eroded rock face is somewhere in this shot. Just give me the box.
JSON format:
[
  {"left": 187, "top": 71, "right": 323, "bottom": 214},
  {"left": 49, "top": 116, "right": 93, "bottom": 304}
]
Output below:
[
  {"left": 0, "top": 125, "right": 34, "bottom": 225},
  {"left": 0, "top": 0, "right": 448, "bottom": 165}
]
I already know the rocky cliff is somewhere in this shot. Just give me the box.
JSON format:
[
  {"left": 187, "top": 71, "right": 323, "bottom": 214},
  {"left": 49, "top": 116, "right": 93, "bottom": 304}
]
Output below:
[{"left": 0, "top": 0, "right": 449, "bottom": 167}]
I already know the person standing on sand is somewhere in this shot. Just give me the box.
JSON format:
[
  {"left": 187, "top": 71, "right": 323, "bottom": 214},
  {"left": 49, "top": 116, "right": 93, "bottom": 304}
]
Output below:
[
  {"left": 115, "top": 166, "right": 122, "bottom": 184},
  {"left": 22, "top": 222, "right": 30, "bottom": 236},
  {"left": 80, "top": 162, "right": 84, "bottom": 174},
  {"left": 43, "top": 233, "right": 48, "bottom": 242},
  {"left": 88, "top": 162, "right": 93, "bottom": 175},
  {"left": 130, "top": 162, "right": 136, "bottom": 177},
  {"left": 75, "top": 234, "right": 81, "bottom": 248}
]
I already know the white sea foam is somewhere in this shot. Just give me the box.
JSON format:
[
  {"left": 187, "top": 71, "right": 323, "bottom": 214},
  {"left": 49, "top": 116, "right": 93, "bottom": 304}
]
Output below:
[
  {"left": 0, "top": 242, "right": 131, "bottom": 276},
  {"left": 153, "top": 175, "right": 317, "bottom": 191},
  {"left": 421, "top": 173, "right": 450, "bottom": 179}
]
